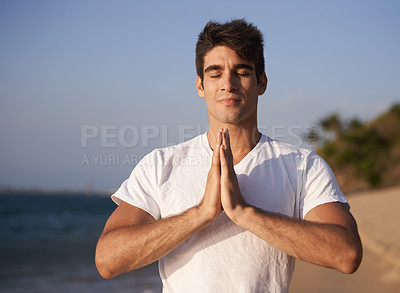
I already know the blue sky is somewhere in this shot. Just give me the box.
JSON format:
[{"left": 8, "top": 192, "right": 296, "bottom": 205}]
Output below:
[{"left": 1, "top": 0, "right": 399, "bottom": 192}]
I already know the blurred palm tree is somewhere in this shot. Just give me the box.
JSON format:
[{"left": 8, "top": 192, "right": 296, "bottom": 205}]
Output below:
[
  {"left": 304, "top": 103, "right": 400, "bottom": 190},
  {"left": 320, "top": 113, "right": 343, "bottom": 138}
]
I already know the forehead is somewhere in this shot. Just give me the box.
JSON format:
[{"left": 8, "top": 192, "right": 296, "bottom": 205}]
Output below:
[{"left": 203, "top": 46, "right": 253, "bottom": 70}]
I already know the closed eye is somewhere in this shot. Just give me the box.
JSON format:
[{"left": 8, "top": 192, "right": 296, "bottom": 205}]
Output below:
[
  {"left": 235, "top": 64, "right": 254, "bottom": 77},
  {"left": 237, "top": 72, "right": 251, "bottom": 77}
]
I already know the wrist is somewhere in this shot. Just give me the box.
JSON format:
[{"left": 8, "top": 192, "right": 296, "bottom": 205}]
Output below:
[
  {"left": 228, "top": 203, "right": 251, "bottom": 226},
  {"left": 195, "top": 203, "right": 219, "bottom": 225}
]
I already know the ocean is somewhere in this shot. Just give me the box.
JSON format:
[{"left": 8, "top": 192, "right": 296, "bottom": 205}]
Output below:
[{"left": 0, "top": 192, "right": 162, "bottom": 293}]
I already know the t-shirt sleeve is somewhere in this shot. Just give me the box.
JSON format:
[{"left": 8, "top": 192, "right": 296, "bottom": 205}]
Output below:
[
  {"left": 299, "top": 151, "right": 348, "bottom": 219},
  {"left": 111, "top": 151, "right": 161, "bottom": 220}
]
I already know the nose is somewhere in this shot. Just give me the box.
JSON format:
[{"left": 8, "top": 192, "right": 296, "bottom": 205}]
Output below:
[{"left": 220, "top": 72, "right": 238, "bottom": 92}]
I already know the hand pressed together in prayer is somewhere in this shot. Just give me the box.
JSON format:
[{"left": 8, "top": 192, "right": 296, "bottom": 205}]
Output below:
[{"left": 200, "top": 129, "right": 247, "bottom": 223}]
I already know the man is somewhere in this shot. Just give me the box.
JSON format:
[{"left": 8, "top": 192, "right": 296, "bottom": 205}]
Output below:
[{"left": 95, "top": 19, "right": 362, "bottom": 292}]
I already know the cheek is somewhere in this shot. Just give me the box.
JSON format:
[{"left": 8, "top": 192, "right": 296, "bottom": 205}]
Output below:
[{"left": 203, "top": 81, "right": 218, "bottom": 93}]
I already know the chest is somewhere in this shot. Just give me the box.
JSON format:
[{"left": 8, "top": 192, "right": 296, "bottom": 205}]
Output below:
[{"left": 156, "top": 159, "right": 300, "bottom": 219}]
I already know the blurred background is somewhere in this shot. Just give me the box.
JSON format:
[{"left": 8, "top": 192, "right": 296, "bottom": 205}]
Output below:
[{"left": 0, "top": 0, "right": 399, "bottom": 292}]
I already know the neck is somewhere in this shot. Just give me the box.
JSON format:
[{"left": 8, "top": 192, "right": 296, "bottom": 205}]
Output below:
[{"left": 207, "top": 123, "right": 261, "bottom": 165}]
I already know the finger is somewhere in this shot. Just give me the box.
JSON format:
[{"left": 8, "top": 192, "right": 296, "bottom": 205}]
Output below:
[
  {"left": 219, "top": 145, "right": 229, "bottom": 180},
  {"left": 212, "top": 144, "right": 221, "bottom": 167},
  {"left": 222, "top": 129, "right": 233, "bottom": 168},
  {"left": 225, "top": 128, "right": 231, "bottom": 152},
  {"left": 221, "top": 130, "right": 227, "bottom": 150},
  {"left": 225, "top": 130, "right": 234, "bottom": 163},
  {"left": 212, "top": 131, "right": 222, "bottom": 166},
  {"left": 221, "top": 131, "right": 227, "bottom": 166},
  {"left": 220, "top": 144, "right": 228, "bottom": 166},
  {"left": 216, "top": 129, "right": 223, "bottom": 146}
]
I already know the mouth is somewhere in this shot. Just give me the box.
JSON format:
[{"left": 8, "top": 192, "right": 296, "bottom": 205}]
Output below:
[{"left": 218, "top": 97, "right": 242, "bottom": 105}]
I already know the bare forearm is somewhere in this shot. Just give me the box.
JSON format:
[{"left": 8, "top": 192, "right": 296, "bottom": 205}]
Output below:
[
  {"left": 235, "top": 205, "right": 362, "bottom": 273},
  {"left": 95, "top": 206, "right": 210, "bottom": 279}
]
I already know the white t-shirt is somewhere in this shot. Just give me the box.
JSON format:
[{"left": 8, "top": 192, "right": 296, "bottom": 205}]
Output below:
[{"left": 112, "top": 133, "right": 347, "bottom": 293}]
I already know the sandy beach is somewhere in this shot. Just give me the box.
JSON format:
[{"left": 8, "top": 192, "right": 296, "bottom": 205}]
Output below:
[{"left": 290, "top": 185, "right": 400, "bottom": 292}]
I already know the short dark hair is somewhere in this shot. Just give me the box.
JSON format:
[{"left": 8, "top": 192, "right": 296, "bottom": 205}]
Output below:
[{"left": 195, "top": 19, "right": 265, "bottom": 82}]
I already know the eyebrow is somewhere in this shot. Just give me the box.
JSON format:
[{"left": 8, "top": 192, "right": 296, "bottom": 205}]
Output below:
[
  {"left": 204, "top": 65, "right": 222, "bottom": 73},
  {"left": 204, "top": 63, "right": 254, "bottom": 73},
  {"left": 234, "top": 64, "right": 254, "bottom": 71}
]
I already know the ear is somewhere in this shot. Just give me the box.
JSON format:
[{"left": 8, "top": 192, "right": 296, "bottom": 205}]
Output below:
[
  {"left": 195, "top": 76, "right": 205, "bottom": 98},
  {"left": 258, "top": 72, "right": 268, "bottom": 95}
]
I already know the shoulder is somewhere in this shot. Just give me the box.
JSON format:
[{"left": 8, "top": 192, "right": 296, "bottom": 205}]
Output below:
[
  {"left": 258, "top": 134, "right": 334, "bottom": 175},
  {"left": 137, "top": 133, "right": 208, "bottom": 167},
  {"left": 130, "top": 133, "right": 209, "bottom": 188},
  {"left": 259, "top": 134, "right": 314, "bottom": 161}
]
